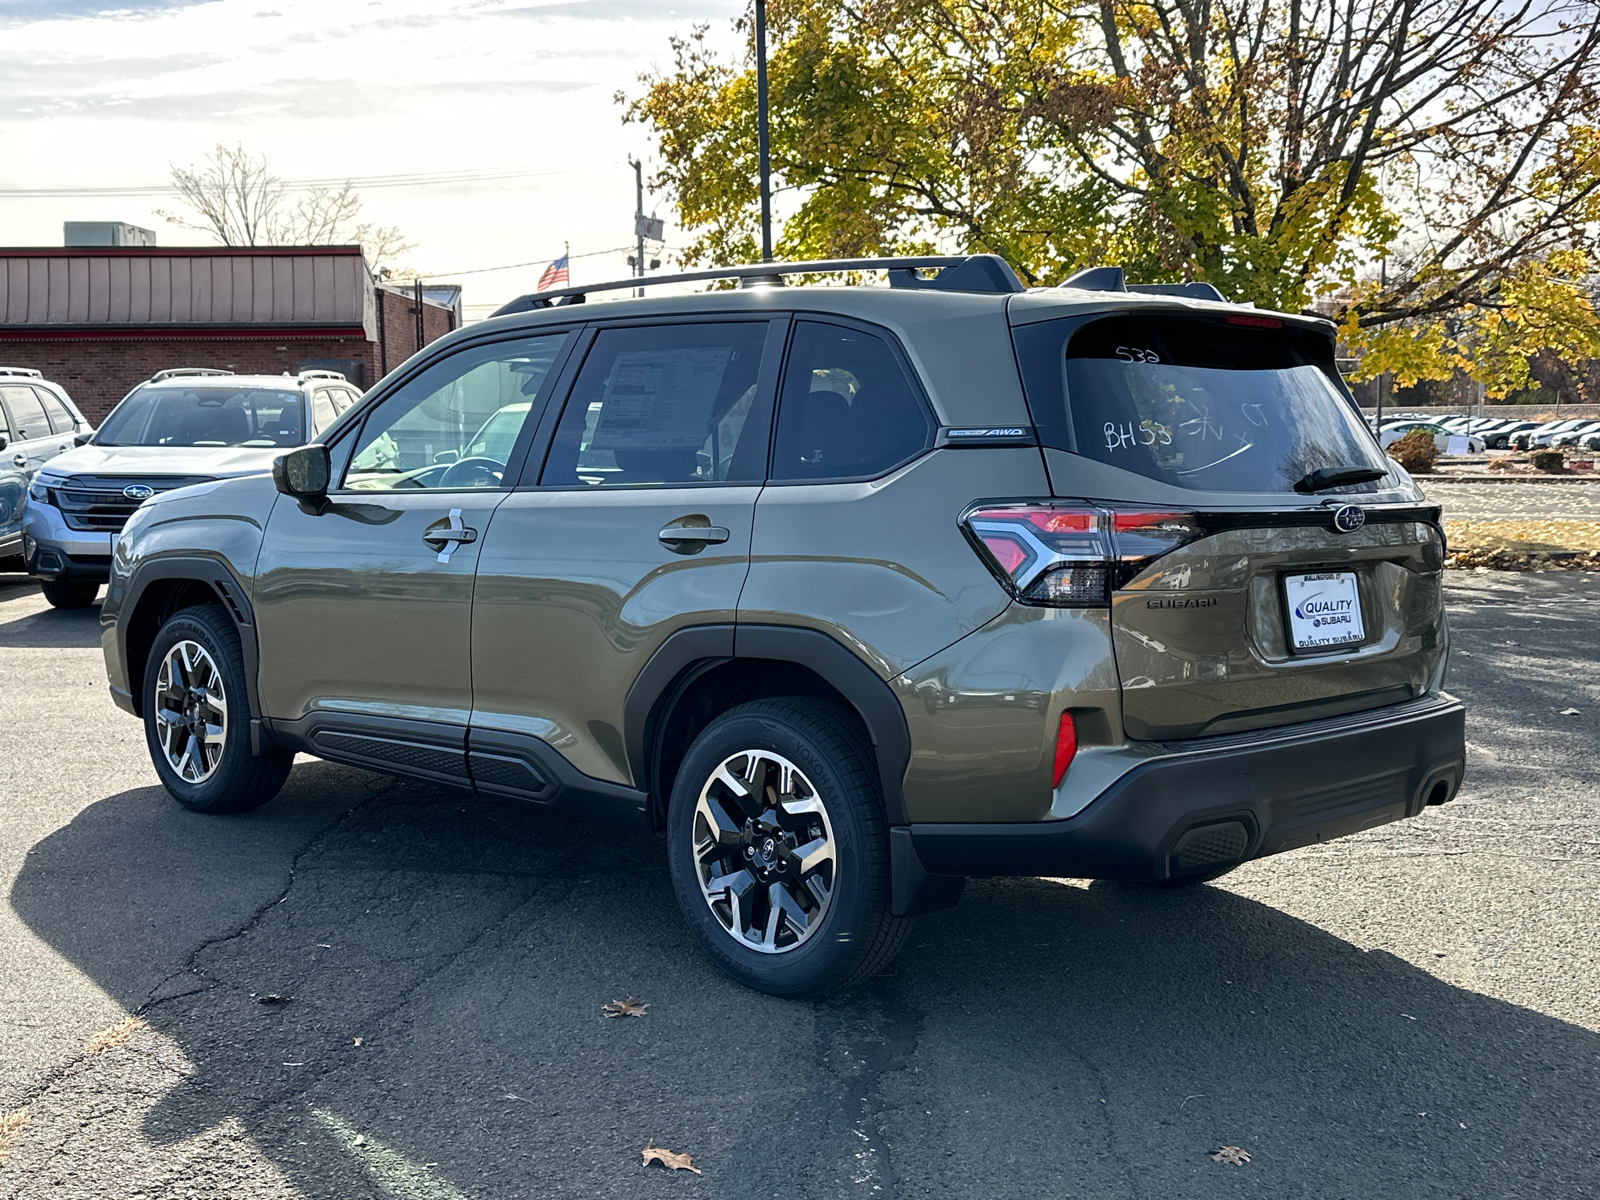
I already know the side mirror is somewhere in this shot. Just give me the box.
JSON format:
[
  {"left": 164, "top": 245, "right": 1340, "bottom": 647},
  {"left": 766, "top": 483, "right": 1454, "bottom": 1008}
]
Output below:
[
  {"left": 0, "top": 434, "right": 7, "bottom": 452},
  {"left": 273, "top": 443, "right": 331, "bottom": 515},
  {"left": 74, "top": 431, "right": 93, "bottom": 447}
]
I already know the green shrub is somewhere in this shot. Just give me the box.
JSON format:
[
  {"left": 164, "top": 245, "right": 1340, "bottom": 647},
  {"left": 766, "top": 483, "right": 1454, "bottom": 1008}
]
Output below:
[
  {"left": 1388, "top": 429, "right": 1437, "bottom": 474},
  {"left": 1529, "top": 448, "right": 1566, "bottom": 473}
]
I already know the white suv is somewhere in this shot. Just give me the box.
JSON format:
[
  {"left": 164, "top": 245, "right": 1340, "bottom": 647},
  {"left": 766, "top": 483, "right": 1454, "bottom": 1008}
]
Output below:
[{"left": 23, "top": 368, "right": 361, "bottom": 608}]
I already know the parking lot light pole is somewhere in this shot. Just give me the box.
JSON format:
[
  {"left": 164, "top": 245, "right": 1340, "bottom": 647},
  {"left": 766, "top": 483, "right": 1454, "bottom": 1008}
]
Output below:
[{"left": 756, "top": 0, "right": 773, "bottom": 262}]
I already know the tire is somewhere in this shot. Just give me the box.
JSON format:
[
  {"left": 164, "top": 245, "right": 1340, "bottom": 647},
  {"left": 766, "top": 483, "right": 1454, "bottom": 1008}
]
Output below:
[
  {"left": 666, "top": 698, "right": 910, "bottom": 997},
  {"left": 40, "top": 580, "right": 99, "bottom": 609},
  {"left": 142, "top": 605, "right": 291, "bottom": 814}
]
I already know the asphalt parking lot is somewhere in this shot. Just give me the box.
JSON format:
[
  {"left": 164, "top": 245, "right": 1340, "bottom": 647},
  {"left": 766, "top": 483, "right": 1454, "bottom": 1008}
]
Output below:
[{"left": 2, "top": 568, "right": 1598, "bottom": 1199}]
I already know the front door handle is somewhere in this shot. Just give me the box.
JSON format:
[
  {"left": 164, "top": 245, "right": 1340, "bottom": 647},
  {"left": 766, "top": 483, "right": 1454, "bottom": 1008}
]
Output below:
[
  {"left": 658, "top": 519, "right": 730, "bottom": 554},
  {"left": 422, "top": 508, "right": 478, "bottom": 563}
]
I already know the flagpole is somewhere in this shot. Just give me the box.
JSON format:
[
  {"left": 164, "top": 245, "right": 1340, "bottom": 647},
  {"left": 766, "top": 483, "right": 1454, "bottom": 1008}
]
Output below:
[{"left": 755, "top": 0, "right": 773, "bottom": 263}]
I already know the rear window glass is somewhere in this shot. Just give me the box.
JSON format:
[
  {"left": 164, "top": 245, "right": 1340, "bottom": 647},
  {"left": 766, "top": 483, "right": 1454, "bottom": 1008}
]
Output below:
[{"left": 1015, "top": 315, "right": 1388, "bottom": 494}]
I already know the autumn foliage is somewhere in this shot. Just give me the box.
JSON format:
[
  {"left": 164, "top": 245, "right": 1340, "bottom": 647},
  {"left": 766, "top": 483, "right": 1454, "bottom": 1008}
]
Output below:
[{"left": 625, "top": 0, "right": 1600, "bottom": 395}]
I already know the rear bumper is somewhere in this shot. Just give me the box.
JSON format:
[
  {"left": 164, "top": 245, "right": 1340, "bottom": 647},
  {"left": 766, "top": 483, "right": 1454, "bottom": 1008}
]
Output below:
[{"left": 909, "top": 692, "right": 1465, "bottom": 881}]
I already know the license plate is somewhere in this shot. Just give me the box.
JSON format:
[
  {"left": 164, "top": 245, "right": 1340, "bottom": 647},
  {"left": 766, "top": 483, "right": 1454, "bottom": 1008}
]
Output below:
[{"left": 1283, "top": 571, "right": 1364, "bottom": 653}]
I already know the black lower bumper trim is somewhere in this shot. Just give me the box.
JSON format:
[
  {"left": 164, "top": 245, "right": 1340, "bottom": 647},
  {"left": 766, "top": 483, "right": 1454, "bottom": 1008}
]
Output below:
[
  {"left": 910, "top": 695, "right": 1465, "bottom": 881},
  {"left": 28, "top": 547, "right": 110, "bottom": 583}
]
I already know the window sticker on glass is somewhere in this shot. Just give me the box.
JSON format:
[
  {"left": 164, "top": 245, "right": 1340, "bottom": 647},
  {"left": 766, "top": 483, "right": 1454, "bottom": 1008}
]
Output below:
[{"left": 590, "top": 347, "right": 734, "bottom": 450}]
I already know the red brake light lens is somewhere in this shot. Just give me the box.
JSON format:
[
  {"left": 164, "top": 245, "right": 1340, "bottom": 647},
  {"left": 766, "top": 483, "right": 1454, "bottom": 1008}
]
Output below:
[
  {"left": 963, "top": 503, "right": 1202, "bottom": 606},
  {"left": 1052, "top": 712, "right": 1078, "bottom": 787}
]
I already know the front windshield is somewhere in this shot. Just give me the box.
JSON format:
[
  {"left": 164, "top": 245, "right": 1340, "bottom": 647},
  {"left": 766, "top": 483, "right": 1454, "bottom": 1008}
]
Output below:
[{"left": 97, "top": 386, "right": 307, "bottom": 448}]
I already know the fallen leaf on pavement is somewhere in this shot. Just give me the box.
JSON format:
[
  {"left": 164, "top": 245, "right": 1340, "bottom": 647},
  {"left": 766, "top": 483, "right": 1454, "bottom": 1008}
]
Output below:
[
  {"left": 642, "top": 1143, "right": 701, "bottom": 1174},
  {"left": 1212, "top": 1146, "right": 1250, "bottom": 1166},
  {"left": 256, "top": 994, "right": 292, "bottom": 1006},
  {"left": 353, "top": 1037, "right": 363, "bottom": 1047},
  {"left": 85, "top": 1015, "right": 145, "bottom": 1055},
  {"left": 1560, "top": 708, "right": 1581, "bottom": 716},
  {"left": 0, "top": 1108, "right": 29, "bottom": 1165},
  {"left": 604, "top": 997, "right": 648, "bottom": 1019}
]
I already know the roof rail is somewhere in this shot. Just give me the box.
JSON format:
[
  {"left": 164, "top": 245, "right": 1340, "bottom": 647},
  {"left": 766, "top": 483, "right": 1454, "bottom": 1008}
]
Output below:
[
  {"left": 0, "top": 366, "right": 43, "bottom": 379},
  {"left": 149, "top": 367, "right": 235, "bottom": 383},
  {"left": 492, "top": 254, "right": 1024, "bottom": 316},
  {"left": 297, "top": 369, "right": 347, "bottom": 381},
  {"left": 1057, "top": 264, "right": 1227, "bottom": 302}
]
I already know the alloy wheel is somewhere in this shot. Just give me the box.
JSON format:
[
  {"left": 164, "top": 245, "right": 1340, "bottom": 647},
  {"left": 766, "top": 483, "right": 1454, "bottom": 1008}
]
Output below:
[
  {"left": 692, "top": 750, "right": 837, "bottom": 953},
  {"left": 153, "top": 639, "right": 228, "bottom": 784}
]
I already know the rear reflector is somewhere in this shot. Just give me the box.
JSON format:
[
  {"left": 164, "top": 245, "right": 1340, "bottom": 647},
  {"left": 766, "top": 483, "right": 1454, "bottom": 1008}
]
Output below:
[
  {"left": 963, "top": 502, "right": 1203, "bottom": 606},
  {"left": 1052, "top": 712, "right": 1078, "bottom": 787}
]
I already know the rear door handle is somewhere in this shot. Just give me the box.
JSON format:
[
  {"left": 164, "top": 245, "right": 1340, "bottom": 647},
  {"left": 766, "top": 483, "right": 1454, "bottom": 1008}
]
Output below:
[
  {"left": 10, "top": 454, "right": 24, "bottom": 469},
  {"left": 658, "top": 521, "right": 730, "bottom": 553},
  {"left": 422, "top": 508, "right": 478, "bottom": 563}
]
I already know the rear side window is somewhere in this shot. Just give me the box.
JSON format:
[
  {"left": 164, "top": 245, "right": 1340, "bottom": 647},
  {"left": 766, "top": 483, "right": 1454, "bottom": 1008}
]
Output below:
[
  {"left": 36, "top": 389, "right": 76, "bottom": 433},
  {"left": 770, "top": 321, "right": 933, "bottom": 482},
  {"left": 540, "top": 322, "right": 769, "bottom": 487},
  {"left": 1014, "top": 314, "right": 1388, "bottom": 494},
  {"left": 310, "top": 390, "right": 339, "bottom": 435},
  {"left": 1, "top": 385, "right": 52, "bottom": 441}
]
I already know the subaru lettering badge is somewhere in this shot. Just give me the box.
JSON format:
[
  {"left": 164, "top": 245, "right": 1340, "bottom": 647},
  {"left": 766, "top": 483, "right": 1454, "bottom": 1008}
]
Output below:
[
  {"left": 123, "top": 484, "right": 155, "bottom": 501},
  {"left": 1331, "top": 504, "right": 1365, "bottom": 534}
]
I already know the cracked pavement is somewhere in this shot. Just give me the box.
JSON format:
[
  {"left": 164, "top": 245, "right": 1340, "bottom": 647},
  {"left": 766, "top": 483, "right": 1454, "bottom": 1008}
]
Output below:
[{"left": 2, "top": 569, "right": 1598, "bottom": 1198}]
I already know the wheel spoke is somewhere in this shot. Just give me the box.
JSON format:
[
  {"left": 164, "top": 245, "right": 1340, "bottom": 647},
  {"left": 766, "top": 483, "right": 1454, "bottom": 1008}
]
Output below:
[
  {"left": 698, "top": 796, "right": 746, "bottom": 847},
  {"left": 770, "top": 881, "right": 813, "bottom": 939},
  {"left": 789, "top": 834, "right": 833, "bottom": 876}
]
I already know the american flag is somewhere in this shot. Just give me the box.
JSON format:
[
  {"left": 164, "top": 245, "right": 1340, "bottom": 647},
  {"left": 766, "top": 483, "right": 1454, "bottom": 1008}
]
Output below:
[{"left": 537, "top": 253, "right": 570, "bottom": 291}]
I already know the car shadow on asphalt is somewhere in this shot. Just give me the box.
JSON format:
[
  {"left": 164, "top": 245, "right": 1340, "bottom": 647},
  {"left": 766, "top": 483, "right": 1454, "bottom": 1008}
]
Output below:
[
  {"left": 0, "top": 579, "right": 101, "bottom": 649},
  {"left": 11, "top": 764, "right": 1600, "bottom": 1198}
]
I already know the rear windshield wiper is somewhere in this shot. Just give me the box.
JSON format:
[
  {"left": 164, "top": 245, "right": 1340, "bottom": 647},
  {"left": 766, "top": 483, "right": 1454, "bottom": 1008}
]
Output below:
[{"left": 1295, "top": 466, "right": 1388, "bottom": 493}]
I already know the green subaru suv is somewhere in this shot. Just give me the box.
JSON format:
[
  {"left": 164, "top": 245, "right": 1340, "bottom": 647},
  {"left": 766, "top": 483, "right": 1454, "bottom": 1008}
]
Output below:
[{"left": 100, "top": 256, "right": 1465, "bottom": 996}]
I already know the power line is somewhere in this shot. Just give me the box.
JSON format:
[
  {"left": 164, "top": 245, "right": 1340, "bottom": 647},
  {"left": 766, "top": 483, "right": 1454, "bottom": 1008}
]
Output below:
[
  {"left": 0, "top": 166, "right": 568, "bottom": 199},
  {"left": 413, "top": 244, "right": 638, "bottom": 280}
]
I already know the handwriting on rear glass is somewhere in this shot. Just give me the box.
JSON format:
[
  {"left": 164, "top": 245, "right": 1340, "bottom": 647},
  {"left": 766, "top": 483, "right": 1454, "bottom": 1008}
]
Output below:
[
  {"left": 1104, "top": 420, "right": 1173, "bottom": 451},
  {"left": 1115, "top": 346, "right": 1161, "bottom": 364}
]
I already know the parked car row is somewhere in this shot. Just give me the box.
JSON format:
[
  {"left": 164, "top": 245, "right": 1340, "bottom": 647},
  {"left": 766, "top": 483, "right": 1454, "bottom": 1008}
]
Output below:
[
  {"left": 1364, "top": 413, "right": 1600, "bottom": 451},
  {"left": 2, "top": 366, "right": 357, "bottom": 607},
  {"left": 1376, "top": 420, "right": 1485, "bottom": 454}
]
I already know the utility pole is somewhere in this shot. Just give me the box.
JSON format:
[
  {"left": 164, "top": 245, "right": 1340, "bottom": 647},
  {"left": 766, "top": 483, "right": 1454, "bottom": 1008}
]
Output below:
[
  {"left": 627, "top": 158, "right": 663, "bottom": 298},
  {"left": 755, "top": 0, "right": 774, "bottom": 262}
]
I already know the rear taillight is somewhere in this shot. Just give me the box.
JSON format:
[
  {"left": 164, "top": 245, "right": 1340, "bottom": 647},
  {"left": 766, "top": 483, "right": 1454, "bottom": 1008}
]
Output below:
[{"left": 962, "top": 502, "right": 1203, "bottom": 606}]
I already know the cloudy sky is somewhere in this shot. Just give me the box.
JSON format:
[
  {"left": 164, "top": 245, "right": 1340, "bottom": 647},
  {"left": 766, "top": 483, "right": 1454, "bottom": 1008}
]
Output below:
[{"left": 0, "top": 0, "right": 745, "bottom": 315}]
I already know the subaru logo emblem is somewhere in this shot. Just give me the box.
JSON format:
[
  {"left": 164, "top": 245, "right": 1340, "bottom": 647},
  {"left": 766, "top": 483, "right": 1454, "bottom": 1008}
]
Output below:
[
  {"left": 1331, "top": 504, "right": 1365, "bottom": 534},
  {"left": 122, "top": 484, "right": 155, "bottom": 501}
]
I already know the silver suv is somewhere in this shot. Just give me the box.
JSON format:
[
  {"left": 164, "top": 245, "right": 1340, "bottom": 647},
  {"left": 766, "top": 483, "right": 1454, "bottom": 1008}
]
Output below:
[
  {"left": 0, "top": 367, "right": 92, "bottom": 567},
  {"left": 24, "top": 368, "right": 361, "bottom": 608},
  {"left": 99, "top": 257, "right": 1466, "bottom": 996}
]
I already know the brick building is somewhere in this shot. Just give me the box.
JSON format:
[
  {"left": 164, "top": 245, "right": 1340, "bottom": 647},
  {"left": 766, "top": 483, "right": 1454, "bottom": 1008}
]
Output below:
[{"left": 0, "top": 245, "right": 456, "bottom": 422}]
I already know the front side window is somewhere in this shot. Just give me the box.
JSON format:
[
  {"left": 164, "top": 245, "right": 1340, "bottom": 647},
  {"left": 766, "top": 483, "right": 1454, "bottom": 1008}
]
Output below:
[
  {"left": 769, "top": 321, "right": 933, "bottom": 482},
  {"left": 1, "top": 385, "right": 53, "bottom": 442},
  {"left": 95, "top": 386, "right": 308, "bottom": 448},
  {"left": 345, "top": 334, "right": 565, "bottom": 491},
  {"left": 1020, "top": 314, "right": 1388, "bottom": 494},
  {"left": 540, "top": 322, "right": 769, "bottom": 487}
]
